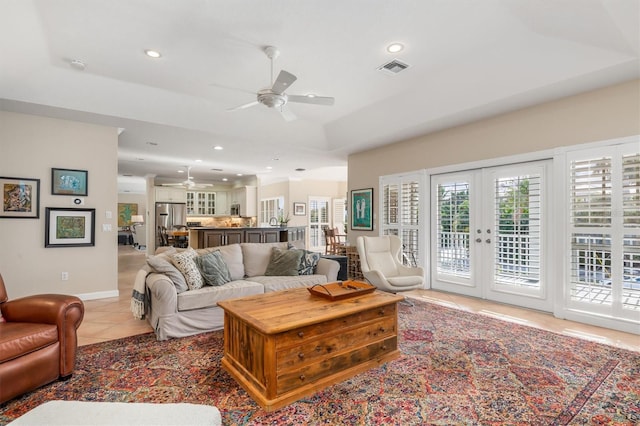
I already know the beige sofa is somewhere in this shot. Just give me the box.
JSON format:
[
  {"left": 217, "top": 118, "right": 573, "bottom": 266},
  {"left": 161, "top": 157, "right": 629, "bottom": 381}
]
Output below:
[{"left": 139, "top": 242, "right": 339, "bottom": 340}]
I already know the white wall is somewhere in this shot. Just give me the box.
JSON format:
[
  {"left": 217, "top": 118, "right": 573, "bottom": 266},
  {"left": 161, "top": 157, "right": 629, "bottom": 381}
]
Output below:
[{"left": 0, "top": 111, "right": 119, "bottom": 299}]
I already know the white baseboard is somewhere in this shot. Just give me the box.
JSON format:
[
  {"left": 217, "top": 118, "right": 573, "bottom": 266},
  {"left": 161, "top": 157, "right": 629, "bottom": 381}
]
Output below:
[{"left": 76, "top": 290, "right": 120, "bottom": 301}]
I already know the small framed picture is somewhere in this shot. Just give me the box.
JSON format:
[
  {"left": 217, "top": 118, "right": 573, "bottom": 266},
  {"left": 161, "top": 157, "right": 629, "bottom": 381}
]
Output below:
[
  {"left": 293, "top": 202, "right": 306, "bottom": 216},
  {"left": 0, "top": 176, "right": 40, "bottom": 219},
  {"left": 351, "top": 188, "right": 373, "bottom": 231},
  {"left": 51, "top": 168, "right": 88, "bottom": 196},
  {"left": 45, "top": 207, "right": 95, "bottom": 247}
]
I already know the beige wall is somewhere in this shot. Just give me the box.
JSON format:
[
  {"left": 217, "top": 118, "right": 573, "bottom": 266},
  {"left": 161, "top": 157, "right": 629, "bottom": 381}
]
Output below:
[
  {"left": 259, "top": 179, "right": 347, "bottom": 228},
  {"left": 0, "top": 111, "right": 119, "bottom": 299},
  {"left": 348, "top": 79, "right": 640, "bottom": 241}
]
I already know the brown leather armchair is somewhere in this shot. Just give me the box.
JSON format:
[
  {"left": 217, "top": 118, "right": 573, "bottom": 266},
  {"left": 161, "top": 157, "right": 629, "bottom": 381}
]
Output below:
[{"left": 0, "top": 273, "right": 84, "bottom": 403}]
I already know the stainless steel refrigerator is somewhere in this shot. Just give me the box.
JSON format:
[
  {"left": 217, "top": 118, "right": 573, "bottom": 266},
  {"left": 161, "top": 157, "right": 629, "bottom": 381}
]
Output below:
[{"left": 155, "top": 202, "right": 187, "bottom": 246}]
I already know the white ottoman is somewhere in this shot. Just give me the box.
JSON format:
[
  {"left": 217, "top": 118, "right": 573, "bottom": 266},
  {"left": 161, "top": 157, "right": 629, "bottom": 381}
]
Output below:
[{"left": 9, "top": 401, "right": 222, "bottom": 426}]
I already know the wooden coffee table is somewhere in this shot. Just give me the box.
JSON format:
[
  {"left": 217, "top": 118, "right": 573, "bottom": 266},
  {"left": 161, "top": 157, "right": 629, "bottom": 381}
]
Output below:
[{"left": 218, "top": 286, "right": 403, "bottom": 412}]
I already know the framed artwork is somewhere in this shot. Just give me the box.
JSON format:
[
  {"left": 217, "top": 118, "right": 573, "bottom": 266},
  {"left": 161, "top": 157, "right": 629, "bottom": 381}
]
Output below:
[
  {"left": 351, "top": 188, "right": 373, "bottom": 231},
  {"left": 0, "top": 176, "right": 40, "bottom": 219},
  {"left": 293, "top": 202, "right": 306, "bottom": 216},
  {"left": 51, "top": 168, "right": 88, "bottom": 196},
  {"left": 118, "top": 203, "right": 138, "bottom": 227},
  {"left": 45, "top": 207, "right": 95, "bottom": 247}
]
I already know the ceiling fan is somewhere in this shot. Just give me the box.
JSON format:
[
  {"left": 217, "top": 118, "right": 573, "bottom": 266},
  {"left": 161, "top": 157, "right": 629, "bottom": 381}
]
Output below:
[
  {"left": 162, "top": 166, "right": 212, "bottom": 189},
  {"left": 227, "top": 46, "right": 335, "bottom": 121}
]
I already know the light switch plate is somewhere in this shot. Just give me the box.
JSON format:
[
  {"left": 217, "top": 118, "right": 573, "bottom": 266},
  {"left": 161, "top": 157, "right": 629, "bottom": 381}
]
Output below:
[
  {"left": 102, "top": 224, "right": 112, "bottom": 232},
  {"left": 105, "top": 210, "right": 112, "bottom": 219}
]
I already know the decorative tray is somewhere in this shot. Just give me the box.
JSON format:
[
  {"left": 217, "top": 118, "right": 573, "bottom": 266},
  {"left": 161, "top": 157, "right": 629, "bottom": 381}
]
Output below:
[{"left": 307, "top": 280, "right": 376, "bottom": 301}]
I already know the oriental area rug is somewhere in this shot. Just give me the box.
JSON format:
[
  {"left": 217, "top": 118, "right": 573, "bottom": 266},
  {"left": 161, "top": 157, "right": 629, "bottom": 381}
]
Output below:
[{"left": 1, "top": 299, "right": 638, "bottom": 425}]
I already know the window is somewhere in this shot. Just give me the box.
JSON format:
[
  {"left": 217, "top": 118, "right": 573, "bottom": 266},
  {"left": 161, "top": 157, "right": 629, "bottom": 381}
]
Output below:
[
  {"left": 260, "top": 197, "right": 284, "bottom": 226},
  {"left": 567, "top": 142, "right": 640, "bottom": 318},
  {"left": 380, "top": 173, "right": 423, "bottom": 266}
]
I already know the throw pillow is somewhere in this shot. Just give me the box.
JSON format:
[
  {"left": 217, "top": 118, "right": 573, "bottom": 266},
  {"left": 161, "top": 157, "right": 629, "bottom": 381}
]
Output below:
[
  {"left": 296, "top": 249, "right": 321, "bottom": 275},
  {"left": 195, "top": 250, "right": 232, "bottom": 287},
  {"left": 265, "top": 247, "right": 303, "bottom": 276},
  {"left": 147, "top": 254, "right": 189, "bottom": 293},
  {"left": 171, "top": 248, "right": 204, "bottom": 290}
]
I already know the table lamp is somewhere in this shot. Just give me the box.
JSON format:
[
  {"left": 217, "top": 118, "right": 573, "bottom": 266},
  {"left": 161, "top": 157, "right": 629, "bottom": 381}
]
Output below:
[{"left": 131, "top": 215, "right": 144, "bottom": 224}]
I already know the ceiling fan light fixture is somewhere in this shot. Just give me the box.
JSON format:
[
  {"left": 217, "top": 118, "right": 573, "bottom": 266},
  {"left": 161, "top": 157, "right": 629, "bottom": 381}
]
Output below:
[{"left": 386, "top": 43, "right": 404, "bottom": 53}]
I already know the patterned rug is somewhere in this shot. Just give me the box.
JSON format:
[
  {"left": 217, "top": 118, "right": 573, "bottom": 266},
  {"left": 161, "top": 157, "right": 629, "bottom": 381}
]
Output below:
[{"left": 1, "top": 298, "right": 638, "bottom": 425}]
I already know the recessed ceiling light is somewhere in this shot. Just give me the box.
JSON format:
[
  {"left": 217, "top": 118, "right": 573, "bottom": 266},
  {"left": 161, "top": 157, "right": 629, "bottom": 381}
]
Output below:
[
  {"left": 177, "top": 170, "right": 184, "bottom": 173},
  {"left": 236, "top": 173, "right": 243, "bottom": 176},
  {"left": 266, "top": 166, "right": 273, "bottom": 170},
  {"left": 195, "top": 159, "right": 202, "bottom": 163},
  {"left": 70, "top": 59, "right": 86, "bottom": 70},
  {"left": 146, "top": 141, "right": 158, "bottom": 146},
  {"left": 145, "top": 50, "right": 162, "bottom": 58},
  {"left": 295, "top": 168, "right": 306, "bottom": 172},
  {"left": 222, "top": 178, "right": 228, "bottom": 182},
  {"left": 386, "top": 43, "right": 404, "bottom": 53},
  {"left": 211, "top": 168, "right": 223, "bottom": 172},
  {"left": 306, "top": 93, "right": 316, "bottom": 98},
  {"left": 213, "top": 145, "right": 223, "bottom": 150}
]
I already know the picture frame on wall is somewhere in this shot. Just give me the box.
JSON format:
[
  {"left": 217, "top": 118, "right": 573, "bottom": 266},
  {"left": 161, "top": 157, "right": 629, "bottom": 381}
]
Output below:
[
  {"left": 0, "top": 176, "right": 40, "bottom": 219},
  {"left": 351, "top": 188, "right": 373, "bottom": 231},
  {"left": 45, "top": 207, "right": 95, "bottom": 247},
  {"left": 51, "top": 168, "right": 88, "bottom": 196},
  {"left": 293, "top": 202, "right": 306, "bottom": 216}
]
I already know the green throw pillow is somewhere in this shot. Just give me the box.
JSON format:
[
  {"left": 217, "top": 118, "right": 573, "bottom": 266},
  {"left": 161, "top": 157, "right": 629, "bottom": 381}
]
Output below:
[
  {"left": 265, "top": 247, "right": 303, "bottom": 276},
  {"left": 195, "top": 250, "right": 232, "bottom": 286},
  {"left": 296, "top": 249, "right": 321, "bottom": 275}
]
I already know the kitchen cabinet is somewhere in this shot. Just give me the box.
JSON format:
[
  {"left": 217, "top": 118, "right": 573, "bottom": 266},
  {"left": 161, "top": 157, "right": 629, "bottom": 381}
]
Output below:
[
  {"left": 155, "top": 187, "right": 187, "bottom": 203},
  {"left": 230, "top": 186, "right": 257, "bottom": 217},
  {"left": 199, "top": 229, "right": 244, "bottom": 247},
  {"left": 245, "top": 228, "right": 281, "bottom": 243},
  {"left": 186, "top": 191, "right": 217, "bottom": 215}
]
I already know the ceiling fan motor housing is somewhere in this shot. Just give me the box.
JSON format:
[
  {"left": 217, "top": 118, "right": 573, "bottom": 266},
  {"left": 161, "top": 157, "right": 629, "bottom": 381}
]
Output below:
[{"left": 257, "top": 89, "right": 287, "bottom": 108}]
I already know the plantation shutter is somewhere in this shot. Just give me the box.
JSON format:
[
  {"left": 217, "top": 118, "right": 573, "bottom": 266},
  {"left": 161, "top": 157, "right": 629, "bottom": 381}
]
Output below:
[
  {"left": 567, "top": 142, "right": 640, "bottom": 319},
  {"left": 380, "top": 173, "right": 423, "bottom": 266}
]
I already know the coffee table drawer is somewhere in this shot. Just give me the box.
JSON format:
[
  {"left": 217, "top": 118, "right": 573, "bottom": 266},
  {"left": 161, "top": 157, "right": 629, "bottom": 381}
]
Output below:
[
  {"left": 276, "top": 315, "right": 397, "bottom": 370},
  {"left": 276, "top": 336, "right": 397, "bottom": 394},
  {"left": 275, "top": 304, "right": 397, "bottom": 349}
]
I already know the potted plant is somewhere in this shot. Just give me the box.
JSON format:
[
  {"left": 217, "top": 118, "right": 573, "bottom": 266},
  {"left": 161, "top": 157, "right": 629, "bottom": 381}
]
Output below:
[{"left": 278, "top": 212, "right": 291, "bottom": 227}]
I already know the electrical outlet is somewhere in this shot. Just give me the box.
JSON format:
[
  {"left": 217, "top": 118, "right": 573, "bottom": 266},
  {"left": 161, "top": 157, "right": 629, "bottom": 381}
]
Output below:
[{"left": 61, "top": 272, "right": 69, "bottom": 281}]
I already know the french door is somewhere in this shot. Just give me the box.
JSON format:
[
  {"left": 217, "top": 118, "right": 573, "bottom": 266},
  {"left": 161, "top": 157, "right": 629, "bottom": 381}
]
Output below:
[
  {"left": 431, "top": 161, "right": 552, "bottom": 311},
  {"left": 308, "top": 197, "right": 330, "bottom": 252}
]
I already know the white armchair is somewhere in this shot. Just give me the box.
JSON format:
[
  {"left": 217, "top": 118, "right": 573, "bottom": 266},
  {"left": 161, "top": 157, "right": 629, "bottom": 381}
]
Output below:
[{"left": 356, "top": 235, "right": 424, "bottom": 293}]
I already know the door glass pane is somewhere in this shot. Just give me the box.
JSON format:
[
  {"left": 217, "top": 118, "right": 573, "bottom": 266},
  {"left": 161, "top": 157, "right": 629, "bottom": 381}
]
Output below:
[
  {"left": 494, "top": 174, "right": 541, "bottom": 288},
  {"left": 570, "top": 156, "right": 612, "bottom": 227},
  {"left": 383, "top": 184, "right": 399, "bottom": 225},
  {"left": 623, "top": 153, "right": 640, "bottom": 227},
  {"left": 570, "top": 233, "right": 612, "bottom": 306},
  {"left": 436, "top": 181, "right": 470, "bottom": 278}
]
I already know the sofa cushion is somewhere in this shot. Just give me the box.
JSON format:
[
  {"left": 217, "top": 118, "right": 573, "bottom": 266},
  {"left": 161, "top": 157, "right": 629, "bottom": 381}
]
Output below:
[
  {"left": 195, "top": 250, "right": 231, "bottom": 287},
  {"left": 249, "top": 275, "right": 328, "bottom": 293},
  {"left": 241, "top": 242, "right": 288, "bottom": 277},
  {"left": 265, "top": 247, "right": 303, "bottom": 276},
  {"left": 147, "top": 252, "right": 188, "bottom": 293},
  {"left": 171, "top": 248, "right": 204, "bottom": 290},
  {"left": 295, "top": 249, "right": 321, "bottom": 275},
  {"left": 197, "top": 244, "right": 244, "bottom": 281},
  {"left": 177, "top": 280, "right": 264, "bottom": 311}
]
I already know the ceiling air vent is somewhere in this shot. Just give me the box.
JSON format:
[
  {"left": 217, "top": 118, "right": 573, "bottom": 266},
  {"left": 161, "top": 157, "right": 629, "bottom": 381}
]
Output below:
[{"left": 377, "top": 59, "right": 410, "bottom": 75}]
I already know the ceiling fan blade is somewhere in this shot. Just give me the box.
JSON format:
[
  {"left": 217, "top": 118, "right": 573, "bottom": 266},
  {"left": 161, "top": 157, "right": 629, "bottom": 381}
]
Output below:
[
  {"left": 271, "top": 70, "right": 297, "bottom": 95},
  {"left": 227, "top": 100, "right": 259, "bottom": 111},
  {"left": 277, "top": 107, "right": 297, "bottom": 122},
  {"left": 287, "top": 94, "right": 335, "bottom": 106}
]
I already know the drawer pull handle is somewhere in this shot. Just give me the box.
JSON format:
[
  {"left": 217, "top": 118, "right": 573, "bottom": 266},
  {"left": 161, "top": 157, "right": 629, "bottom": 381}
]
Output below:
[
  {"left": 299, "top": 374, "right": 305, "bottom": 381},
  {"left": 298, "top": 353, "right": 305, "bottom": 359},
  {"left": 379, "top": 327, "right": 385, "bottom": 332},
  {"left": 378, "top": 309, "right": 385, "bottom": 315},
  {"left": 382, "top": 345, "right": 387, "bottom": 350},
  {"left": 298, "top": 331, "right": 304, "bottom": 338}
]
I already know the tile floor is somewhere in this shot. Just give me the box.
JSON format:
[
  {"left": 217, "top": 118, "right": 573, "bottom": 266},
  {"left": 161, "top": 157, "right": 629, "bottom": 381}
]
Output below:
[{"left": 78, "top": 245, "right": 639, "bottom": 352}]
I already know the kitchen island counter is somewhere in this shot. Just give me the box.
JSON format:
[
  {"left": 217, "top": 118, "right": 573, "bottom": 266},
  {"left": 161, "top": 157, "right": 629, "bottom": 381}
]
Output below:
[{"left": 189, "top": 226, "right": 305, "bottom": 249}]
